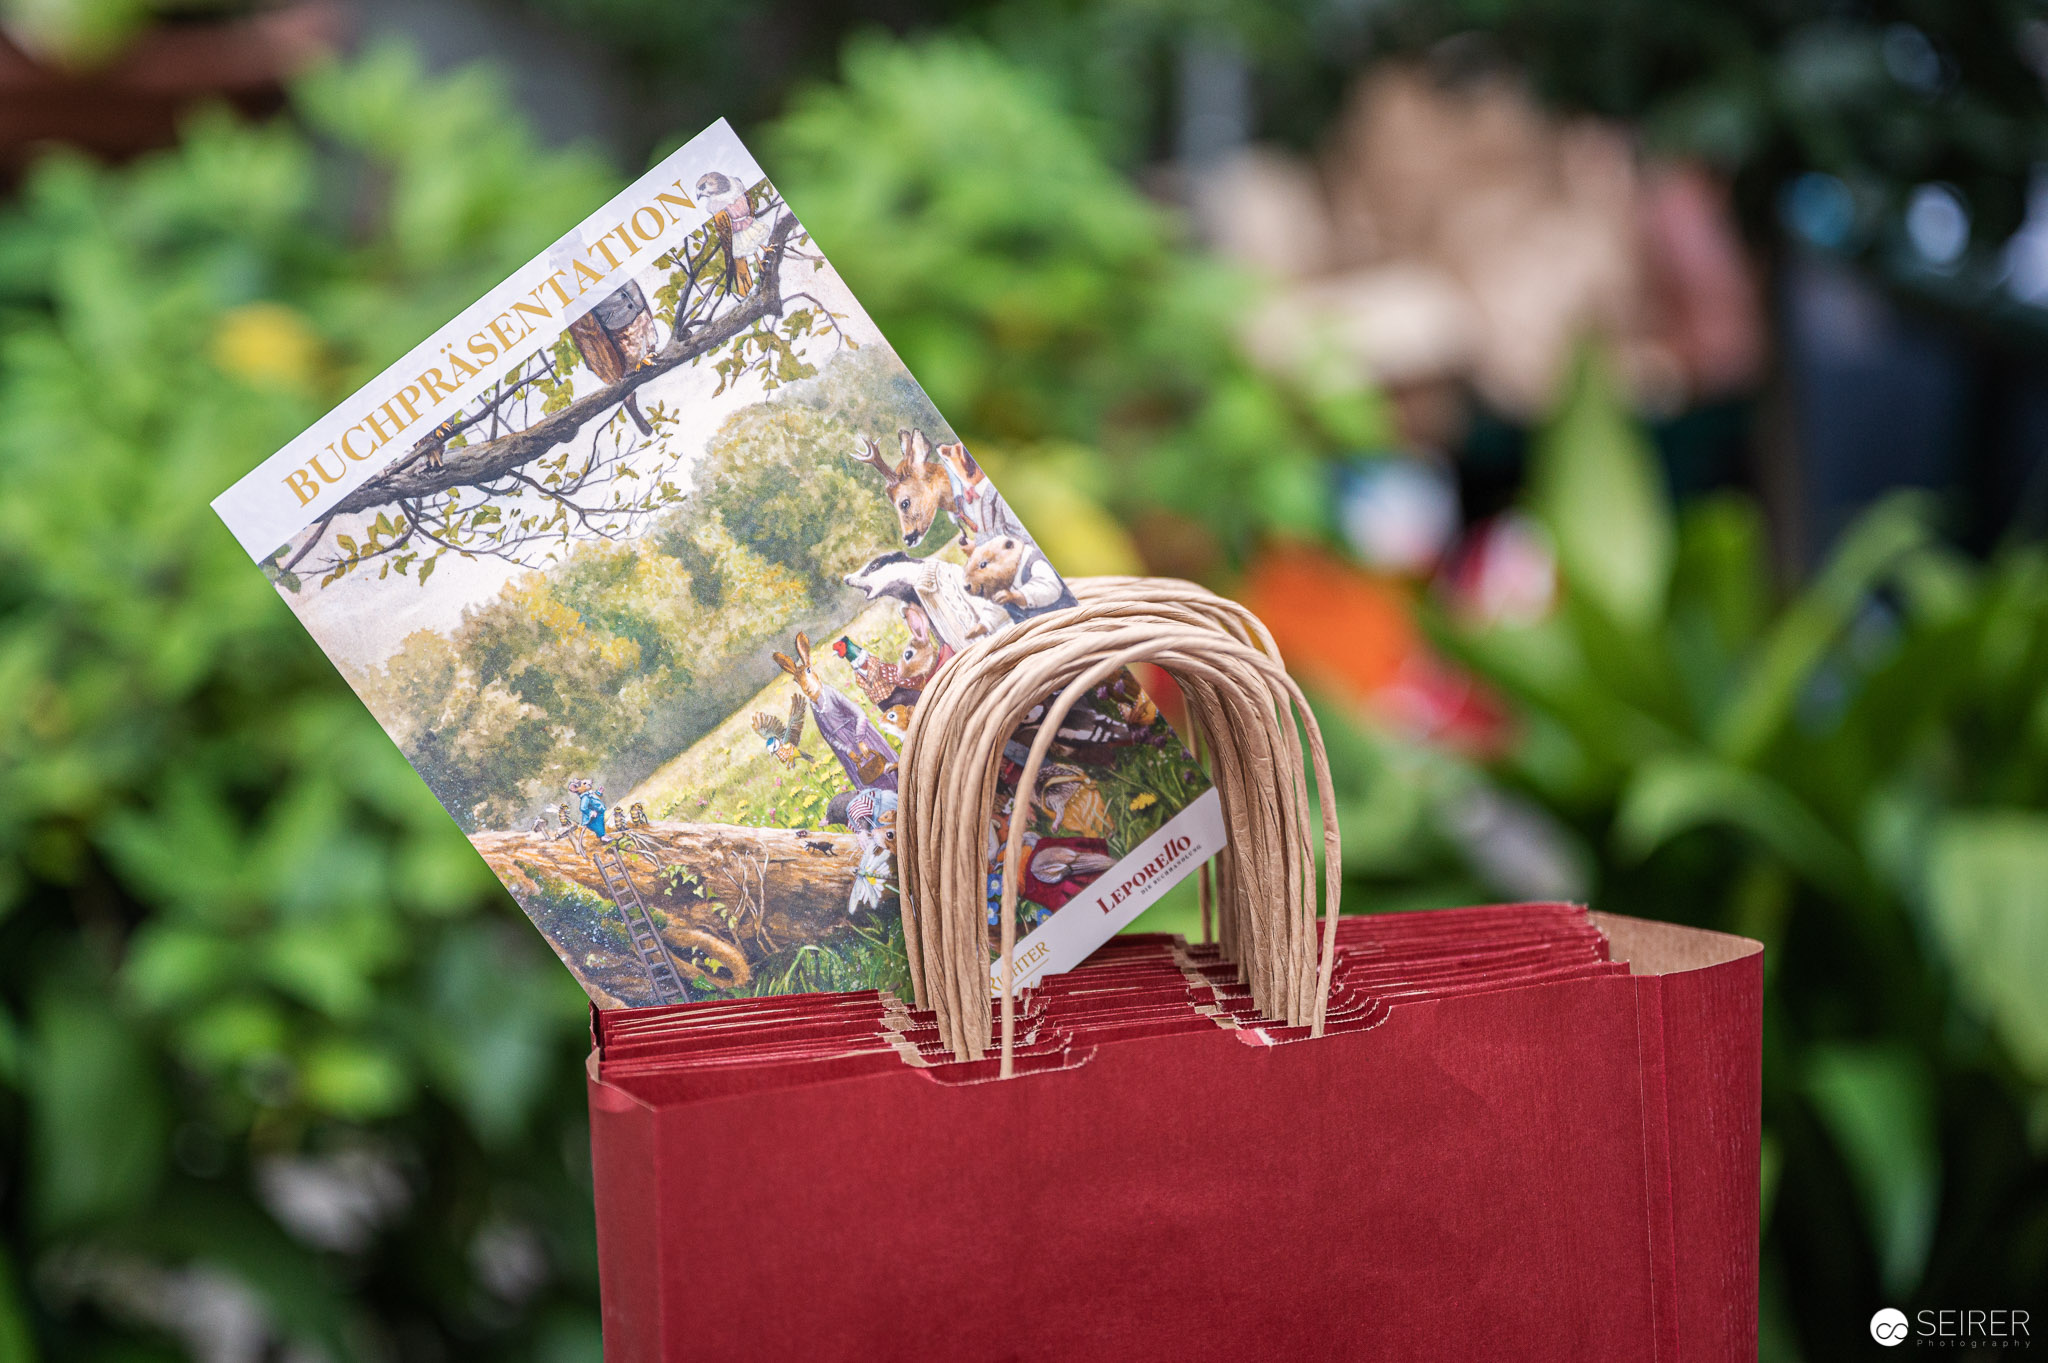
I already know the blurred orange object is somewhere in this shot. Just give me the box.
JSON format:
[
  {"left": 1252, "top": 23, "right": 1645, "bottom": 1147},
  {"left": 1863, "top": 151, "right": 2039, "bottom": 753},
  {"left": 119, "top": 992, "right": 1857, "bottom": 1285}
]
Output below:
[
  {"left": 1244, "top": 543, "right": 1416, "bottom": 696},
  {"left": 1241, "top": 543, "right": 1508, "bottom": 756}
]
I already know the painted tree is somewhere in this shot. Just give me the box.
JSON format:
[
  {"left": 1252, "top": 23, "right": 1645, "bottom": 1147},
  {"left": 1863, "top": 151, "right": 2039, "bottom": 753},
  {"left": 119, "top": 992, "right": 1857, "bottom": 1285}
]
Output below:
[{"left": 265, "top": 184, "right": 854, "bottom": 591}]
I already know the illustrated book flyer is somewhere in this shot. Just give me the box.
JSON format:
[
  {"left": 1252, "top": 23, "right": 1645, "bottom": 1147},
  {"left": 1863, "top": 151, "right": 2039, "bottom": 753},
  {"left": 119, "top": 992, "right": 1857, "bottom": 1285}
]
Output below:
[{"left": 214, "top": 119, "right": 1223, "bottom": 1009}]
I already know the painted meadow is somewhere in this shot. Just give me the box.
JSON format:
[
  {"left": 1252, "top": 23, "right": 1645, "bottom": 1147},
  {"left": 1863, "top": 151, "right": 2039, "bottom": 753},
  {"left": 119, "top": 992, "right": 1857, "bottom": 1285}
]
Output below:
[
  {"left": 331, "top": 334, "right": 967, "bottom": 1005},
  {"left": 257, "top": 147, "right": 1201, "bottom": 1009}
]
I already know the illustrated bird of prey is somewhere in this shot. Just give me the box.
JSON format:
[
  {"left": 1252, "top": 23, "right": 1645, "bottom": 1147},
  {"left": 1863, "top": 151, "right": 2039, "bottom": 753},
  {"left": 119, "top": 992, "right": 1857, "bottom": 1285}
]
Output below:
[
  {"left": 566, "top": 280, "right": 658, "bottom": 437},
  {"left": 751, "top": 691, "right": 817, "bottom": 768},
  {"left": 694, "top": 171, "right": 771, "bottom": 295}
]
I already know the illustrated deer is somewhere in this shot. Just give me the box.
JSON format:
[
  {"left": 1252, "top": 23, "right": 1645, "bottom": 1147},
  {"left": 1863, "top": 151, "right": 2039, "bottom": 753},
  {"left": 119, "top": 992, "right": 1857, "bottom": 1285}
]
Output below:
[
  {"left": 847, "top": 431, "right": 951, "bottom": 549},
  {"left": 847, "top": 428, "right": 1021, "bottom": 550}
]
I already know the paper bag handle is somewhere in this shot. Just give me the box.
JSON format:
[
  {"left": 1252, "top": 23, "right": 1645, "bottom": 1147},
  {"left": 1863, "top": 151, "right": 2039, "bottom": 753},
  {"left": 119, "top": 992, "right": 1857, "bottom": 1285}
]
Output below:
[{"left": 898, "top": 577, "right": 1341, "bottom": 1075}]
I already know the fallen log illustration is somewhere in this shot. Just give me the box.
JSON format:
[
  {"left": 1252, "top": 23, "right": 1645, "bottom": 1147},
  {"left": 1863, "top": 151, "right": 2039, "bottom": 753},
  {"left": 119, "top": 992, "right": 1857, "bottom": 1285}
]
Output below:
[{"left": 471, "top": 820, "right": 876, "bottom": 1006}]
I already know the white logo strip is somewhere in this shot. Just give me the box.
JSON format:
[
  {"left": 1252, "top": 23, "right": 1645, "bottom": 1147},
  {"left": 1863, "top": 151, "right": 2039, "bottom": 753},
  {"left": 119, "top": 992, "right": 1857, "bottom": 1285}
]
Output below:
[{"left": 990, "top": 787, "right": 1228, "bottom": 994}]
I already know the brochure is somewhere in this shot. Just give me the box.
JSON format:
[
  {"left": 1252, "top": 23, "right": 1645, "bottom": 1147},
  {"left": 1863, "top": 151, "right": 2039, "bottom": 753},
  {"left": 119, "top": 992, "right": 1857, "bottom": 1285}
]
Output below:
[{"left": 213, "top": 118, "right": 1223, "bottom": 1008}]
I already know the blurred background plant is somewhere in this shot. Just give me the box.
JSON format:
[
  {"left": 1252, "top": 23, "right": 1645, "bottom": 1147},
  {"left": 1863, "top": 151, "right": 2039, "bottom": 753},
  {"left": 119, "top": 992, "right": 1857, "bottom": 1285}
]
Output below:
[{"left": 0, "top": 1, "right": 2044, "bottom": 1360}]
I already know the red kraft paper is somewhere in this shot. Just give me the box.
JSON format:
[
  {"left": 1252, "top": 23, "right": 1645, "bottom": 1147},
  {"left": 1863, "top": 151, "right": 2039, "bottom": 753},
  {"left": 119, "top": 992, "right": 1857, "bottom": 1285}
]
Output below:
[{"left": 587, "top": 909, "right": 1760, "bottom": 1361}]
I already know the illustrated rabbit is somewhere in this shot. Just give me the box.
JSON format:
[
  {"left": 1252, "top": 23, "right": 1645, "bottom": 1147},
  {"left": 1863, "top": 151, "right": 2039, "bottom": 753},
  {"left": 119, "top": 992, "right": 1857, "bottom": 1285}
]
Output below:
[{"left": 897, "top": 603, "right": 954, "bottom": 686}]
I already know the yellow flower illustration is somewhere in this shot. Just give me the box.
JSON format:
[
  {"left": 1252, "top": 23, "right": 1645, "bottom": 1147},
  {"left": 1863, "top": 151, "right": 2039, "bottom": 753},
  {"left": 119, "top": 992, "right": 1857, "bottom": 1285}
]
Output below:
[{"left": 1129, "top": 792, "right": 1157, "bottom": 812}]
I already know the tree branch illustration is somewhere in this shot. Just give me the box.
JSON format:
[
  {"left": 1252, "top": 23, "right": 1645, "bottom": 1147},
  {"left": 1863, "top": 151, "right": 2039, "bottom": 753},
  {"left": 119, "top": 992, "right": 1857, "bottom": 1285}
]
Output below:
[{"left": 281, "top": 210, "right": 808, "bottom": 586}]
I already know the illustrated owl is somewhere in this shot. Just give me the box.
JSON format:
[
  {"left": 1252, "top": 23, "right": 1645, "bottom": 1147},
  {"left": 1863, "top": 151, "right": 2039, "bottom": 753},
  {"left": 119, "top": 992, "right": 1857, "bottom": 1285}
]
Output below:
[
  {"left": 566, "top": 280, "right": 658, "bottom": 437},
  {"left": 751, "top": 690, "right": 816, "bottom": 768},
  {"left": 694, "top": 171, "right": 771, "bottom": 296}
]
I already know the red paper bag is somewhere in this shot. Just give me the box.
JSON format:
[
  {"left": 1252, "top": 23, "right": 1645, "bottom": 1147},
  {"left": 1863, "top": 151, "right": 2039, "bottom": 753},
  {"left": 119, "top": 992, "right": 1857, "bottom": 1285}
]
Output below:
[{"left": 587, "top": 909, "right": 1760, "bottom": 1361}]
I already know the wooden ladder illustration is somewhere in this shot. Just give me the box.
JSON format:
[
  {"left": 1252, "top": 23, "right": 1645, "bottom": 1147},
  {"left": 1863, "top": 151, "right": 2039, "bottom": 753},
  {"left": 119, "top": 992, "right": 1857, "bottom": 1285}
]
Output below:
[{"left": 589, "top": 840, "right": 688, "bottom": 1005}]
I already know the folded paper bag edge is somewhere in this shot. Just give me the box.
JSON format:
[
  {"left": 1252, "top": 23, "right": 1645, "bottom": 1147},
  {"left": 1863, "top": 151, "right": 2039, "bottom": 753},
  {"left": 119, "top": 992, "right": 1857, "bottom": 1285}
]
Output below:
[{"left": 1590, "top": 911, "right": 1763, "bottom": 976}]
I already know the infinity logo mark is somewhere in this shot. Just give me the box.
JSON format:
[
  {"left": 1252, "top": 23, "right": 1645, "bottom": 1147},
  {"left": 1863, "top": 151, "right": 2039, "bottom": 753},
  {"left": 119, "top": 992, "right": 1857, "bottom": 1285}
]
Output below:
[{"left": 1872, "top": 1307, "right": 1911, "bottom": 1346}]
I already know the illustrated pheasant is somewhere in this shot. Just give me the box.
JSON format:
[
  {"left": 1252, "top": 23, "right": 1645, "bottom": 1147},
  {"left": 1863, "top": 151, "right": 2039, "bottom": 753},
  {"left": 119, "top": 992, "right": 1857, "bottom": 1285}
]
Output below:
[
  {"left": 832, "top": 635, "right": 917, "bottom": 708},
  {"left": 751, "top": 691, "right": 817, "bottom": 768}
]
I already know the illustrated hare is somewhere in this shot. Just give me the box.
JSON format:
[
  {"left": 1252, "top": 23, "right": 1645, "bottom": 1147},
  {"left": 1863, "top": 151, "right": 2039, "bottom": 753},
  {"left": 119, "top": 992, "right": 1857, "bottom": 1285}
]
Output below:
[{"left": 774, "top": 633, "right": 898, "bottom": 791}]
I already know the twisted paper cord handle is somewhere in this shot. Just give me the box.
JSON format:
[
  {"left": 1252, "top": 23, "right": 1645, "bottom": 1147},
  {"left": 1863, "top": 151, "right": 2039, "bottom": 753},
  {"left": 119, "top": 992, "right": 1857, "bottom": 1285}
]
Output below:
[{"left": 897, "top": 576, "right": 1341, "bottom": 1074}]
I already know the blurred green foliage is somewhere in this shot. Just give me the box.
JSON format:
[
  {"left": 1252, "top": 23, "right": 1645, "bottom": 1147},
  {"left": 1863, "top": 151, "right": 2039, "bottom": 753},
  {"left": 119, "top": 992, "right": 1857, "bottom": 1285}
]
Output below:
[
  {"left": 1, "top": 24, "right": 2043, "bottom": 1363},
  {"left": 767, "top": 35, "right": 1386, "bottom": 562},
  {"left": 1426, "top": 357, "right": 2048, "bottom": 1354},
  {"left": 0, "top": 0, "right": 243, "bottom": 72},
  {"left": 0, "top": 44, "right": 625, "bottom": 1360},
  {"left": 0, "top": 34, "right": 1373, "bottom": 1359}
]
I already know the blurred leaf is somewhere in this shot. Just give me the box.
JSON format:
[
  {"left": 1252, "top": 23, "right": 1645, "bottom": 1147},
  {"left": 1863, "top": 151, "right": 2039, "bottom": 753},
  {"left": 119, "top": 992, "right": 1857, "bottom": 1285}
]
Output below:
[
  {"left": 1446, "top": 620, "right": 1683, "bottom": 798},
  {"left": 1674, "top": 495, "right": 1772, "bottom": 641},
  {"left": 298, "top": 1039, "right": 410, "bottom": 1120},
  {"left": 0, "top": 1243, "right": 33, "bottom": 1363},
  {"left": 261, "top": 923, "right": 384, "bottom": 1021},
  {"left": 1528, "top": 352, "right": 1673, "bottom": 631},
  {"left": 1805, "top": 1045, "right": 1939, "bottom": 1297},
  {"left": 122, "top": 924, "right": 242, "bottom": 1011},
  {"left": 175, "top": 995, "right": 289, "bottom": 1074},
  {"left": 533, "top": 1307, "right": 606, "bottom": 1363},
  {"left": 28, "top": 987, "right": 166, "bottom": 1229},
  {"left": 1668, "top": 495, "right": 1773, "bottom": 722},
  {"left": 420, "top": 923, "right": 587, "bottom": 1145},
  {"left": 0, "top": 1004, "right": 19, "bottom": 1089},
  {"left": 1615, "top": 753, "right": 1864, "bottom": 899},
  {"left": 1712, "top": 494, "right": 1930, "bottom": 765},
  {"left": 1305, "top": 385, "right": 1392, "bottom": 450},
  {"left": 0, "top": 0, "right": 149, "bottom": 70},
  {"left": 1926, "top": 812, "right": 2048, "bottom": 1084}
]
